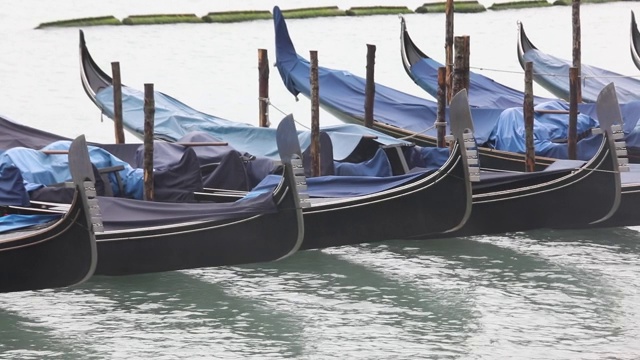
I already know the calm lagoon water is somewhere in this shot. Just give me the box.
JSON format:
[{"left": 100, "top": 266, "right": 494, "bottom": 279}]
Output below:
[{"left": 1, "top": 1, "right": 640, "bottom": 358}]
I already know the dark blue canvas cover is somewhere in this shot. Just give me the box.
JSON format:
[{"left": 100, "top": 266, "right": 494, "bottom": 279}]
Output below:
[
  {"left": 522, "top": 46, "right": 640, "bottom": 104},
  {"left": 0, "top": 114, "right": 69, "bottom": 151},
  {"left": 272, "top": 6, "right": 610, "bottom": 161},
  {"left": 403, "top": 39, "right": 555, "bottom": 108},
  {"left": 97, "top": 191, "right": 276, "bottom": 231},
  {"left": 0, "top": 162, "right": 30, "bottom": 206},
  {"left": 94, "top": 85, "right": 413, "bottom": 162}
]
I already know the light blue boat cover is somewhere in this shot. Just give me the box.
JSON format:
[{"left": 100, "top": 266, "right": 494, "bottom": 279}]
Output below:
[
  {"left": 0, "top": 214, "right": 62, "bottom": 234},
  {"left": 0, "top": 119, "right": 449, "bottom": 205},
  {"left": 94, "top": 86, "right": 413, "bottom": 162},
  {"left": 272, "top": 6, "right": 607, "bottom": 160},
  {"left": 0, "top": 141, "right": 143, "bottom": 199}
]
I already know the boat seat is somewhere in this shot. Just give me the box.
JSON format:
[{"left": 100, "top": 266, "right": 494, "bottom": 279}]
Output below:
[
  {"left": 381, "top": 144, "right": 410, "bottom": 175},
  {"left": 97, "top": 165, "right": 125, "bottom": 197}
]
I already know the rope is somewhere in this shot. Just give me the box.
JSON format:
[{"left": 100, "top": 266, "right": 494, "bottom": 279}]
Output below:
[
  {"left": 261, "top": 97, "right": 311, "bottom": 130},
  {"left": 470, "top": 66, "right": 640, "bottom": 80},
  {"left": 397, "top": 124, "right": 437, "bottom": 141}
]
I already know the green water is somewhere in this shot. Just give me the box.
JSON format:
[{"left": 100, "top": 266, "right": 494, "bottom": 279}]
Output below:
[{"left": 2, "top": 229, "right": 639, "bottom": 358}]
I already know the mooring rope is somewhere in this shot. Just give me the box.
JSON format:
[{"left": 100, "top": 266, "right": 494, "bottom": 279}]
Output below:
[
  {"left": 471, "top": 66, "right": 640, "bottom": 81},
  {"left": 262, "top": 97, "right": 311, "bottom": 130},
  {"left": 397, "top": 124, "right": 438, "bottom": 141}
]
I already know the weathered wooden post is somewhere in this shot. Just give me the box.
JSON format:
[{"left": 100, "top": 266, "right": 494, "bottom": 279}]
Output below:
[
  {"left": 258, "top": 49, "right": 270, "bottom": 127},
  {"left": 111, "top": 62, "right": 125, "bottom": 144},
  {"left": 445, "top": 0, "right": 454, "bottom": 104},
  {"left": 568, "top": 67, "right": 579, "bottom": 160},
  {"left": 452, "top": 35, "right": 470, "bottom": 98},
  {"left": 437, "top": 66, "right": 447, "bottom": 148},
  {"left": 310, "top": 50, "right": 321, "bottom": 177},
  {"left": 143, "top": 83, "right": 155, "bottom": 201},
  {"left": 364, "top": 44, "right": 376, "bottom": 129},
  {"left": 524, "top": 62, "right": 536, "bottom": 172},
  {"left": 572, "top": 0, "right": 582, "bottom": 103}
]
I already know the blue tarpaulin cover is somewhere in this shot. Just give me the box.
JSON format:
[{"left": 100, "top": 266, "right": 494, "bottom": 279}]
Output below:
[
  {"left": 402, "top": 29, "right": 554, "bottom": 108},
  {"left": 271, "top": 6, "right": 615, "bottom": 161},
  {"left": 521, "top": 45, "right": 640, "bottom": 104},
  {"left": 0, "top": 162, "right": 30, "bottom": 206},
  {"left": 0, "top": 141, "right": 143, "bottom": 198},
  {"left": 0, "top": 214, "right": 61, "bottom": 234},
  {"left": 97, "top": 191, "right": 277, "bottom": 231},
  {"left": 0, "top": 116, "right": 449, "bottom": 198},
  {"left": 94, "top": 86, "right": 413, "bottom": 162},
  {"left": 250, "top": 167, "right": 435, "bottom": 198}
]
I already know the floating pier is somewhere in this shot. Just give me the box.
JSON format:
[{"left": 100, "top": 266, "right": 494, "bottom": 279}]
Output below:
[
  {"left": 36, "top": 1, "right": 631, "bottom": 29},
  {"left": 489, "top": 0, "right": 552, "bottom": 10},
  {"left": 202, "top": 10, "right": 272, "bottom": 23},
  {"left": 122, "top": 14, "right": 203, "bottom": 25},
  {"left": 416, "top": 1, "right": 487, "bottom": 13},
  {"left": 36, "top": 16, "right": 121, "bottom": 29}
]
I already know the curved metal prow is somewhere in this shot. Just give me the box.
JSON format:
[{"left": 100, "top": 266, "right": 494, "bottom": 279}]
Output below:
[
  {"left": 69, "top": 135, "right": 104, "bottom": 235},
  {"left": 594, "top": 82, "right": 629, "bottom": 173},
  {"left": 448, "top": 90, "right": 480, "bottom": 182},
  {"left": 276, "top": 115, "right": 310, "bottom": 208}
]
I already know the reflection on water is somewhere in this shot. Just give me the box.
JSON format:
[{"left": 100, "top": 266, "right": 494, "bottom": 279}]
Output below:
[{"left": 1, "top": 229, "right": 640, "bottom": 358}]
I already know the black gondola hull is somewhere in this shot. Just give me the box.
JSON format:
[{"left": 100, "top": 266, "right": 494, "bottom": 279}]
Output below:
[
  {"left": 447, "top": 139, "right": 619, "bottom": 237},
  {"left": 0, "top": 135, "right": 98, "bottom": 293},
  {"left": 93, "top": 168, "right": 303, "bottom": 276},
  {"left": 300, "top": 143, "right": 471, "bottom": 250},
  {"left": 0, "top": 191, "right": 96, "bottom": 292}
]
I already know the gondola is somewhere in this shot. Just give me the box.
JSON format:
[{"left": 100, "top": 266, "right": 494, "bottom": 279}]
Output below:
[
  {"left": 517, "top": 21, "right": 640, "bottom": 162},
  {"left": 400, "top": 17, "right": 640, "bottom": 164},
  {"left": 423, "top": 85, "right": 622, "bottom": 237},
  {"left": 400, "top": 16, "right": 555, "bottom": 108},
  {"left": 517, "top": 21, "right": 640, "bottom": 104},
  {"left": 271, "top": 6, "right": 624, "bottom": 235},
  {"left": 629, "top": 11, "right": 640, "bottom": 71},
  {"left": 1, "top": 135, "right": 98, "bottom": 293},
  {"left": 78, "top": 29, "right": 477, "bottom": 248},
  {"left": 1, "top": 119, "right": 305, "bottom": 276},
  {"left": 272, "top": 7, "right": 552, "bottom": 172}
]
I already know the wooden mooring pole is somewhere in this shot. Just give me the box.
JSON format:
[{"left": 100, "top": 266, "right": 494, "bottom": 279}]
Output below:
[
  {"left": 310, "top": 50, "right": 321, "bottom": 177},
  {"left": 524, "top": 62, "right": 536, "bottom": 172},
  {"left": 364, "top": 44, "right": 376, "bottom": 129},
  {"left": 143, "top": 83, "right": 155, "bottom": 201},
  {"left": 452, "top": 36, "right": 470, "bottom": 98},
  {"left": 258, "top": 49, "right": 270, "bottom": 127},
  {"left": 111, "top": 62, "right": 125, "bottom": 144},
  {"left": 568, "top": 67, "right": 578, "bottom": 160},
  {"left": 572, "top": 0, "right": 582, "bottom": 103},
  {"left": 437, "top": 67, "right": 447, "bottom": 148},
  {"left": 445, "top": 0, "right": 454, "bottom": 104}
]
